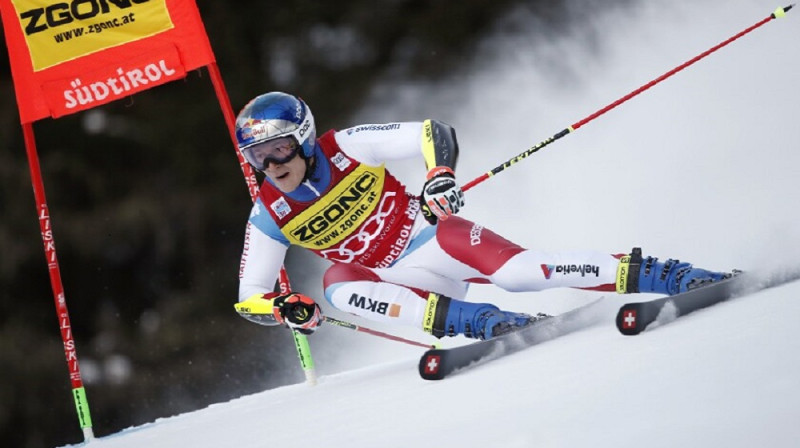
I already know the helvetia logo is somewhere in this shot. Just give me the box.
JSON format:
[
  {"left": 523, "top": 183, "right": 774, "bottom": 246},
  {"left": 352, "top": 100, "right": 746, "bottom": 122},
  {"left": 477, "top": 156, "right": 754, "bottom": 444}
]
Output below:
[{"left": 541, "top": 264, "right": 600, "bottom": 279}]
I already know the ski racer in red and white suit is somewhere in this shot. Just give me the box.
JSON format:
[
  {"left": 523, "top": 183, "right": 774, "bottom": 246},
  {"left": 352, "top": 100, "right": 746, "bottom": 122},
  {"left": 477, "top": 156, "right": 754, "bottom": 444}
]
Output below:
[{"left": 236, "top": 92, "right": 729, "bottom": 340}]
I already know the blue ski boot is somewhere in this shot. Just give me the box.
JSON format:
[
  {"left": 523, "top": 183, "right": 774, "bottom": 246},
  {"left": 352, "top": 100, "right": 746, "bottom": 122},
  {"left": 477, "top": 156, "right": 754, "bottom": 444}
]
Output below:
[
  {"left": 617, "top": 247, "right": 732, "bottom": 296},
  {"left": 424, "top": 293, "right": 548, "bottom": 340}
]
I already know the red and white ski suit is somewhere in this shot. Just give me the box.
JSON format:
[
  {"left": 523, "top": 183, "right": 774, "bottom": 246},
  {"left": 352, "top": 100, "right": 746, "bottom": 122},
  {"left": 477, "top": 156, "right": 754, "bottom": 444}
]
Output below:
[{"left": 239, "top": 122, "right": 620, "bottom": 331}]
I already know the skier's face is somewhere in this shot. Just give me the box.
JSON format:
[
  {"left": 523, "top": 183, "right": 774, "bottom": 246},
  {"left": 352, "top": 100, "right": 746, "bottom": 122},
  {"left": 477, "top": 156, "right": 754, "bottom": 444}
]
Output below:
[{"left": 263, "top": 150, "right": 307, "bottom": 193}]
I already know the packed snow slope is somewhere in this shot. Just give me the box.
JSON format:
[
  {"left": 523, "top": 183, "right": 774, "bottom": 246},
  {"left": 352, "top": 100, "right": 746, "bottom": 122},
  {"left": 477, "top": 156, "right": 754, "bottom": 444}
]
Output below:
[
  {"left": 65, "top": 0, "right": 800, "bottom": 446},
  {"left": 71, "top": 281, "right": 800, "bottom": 448}
]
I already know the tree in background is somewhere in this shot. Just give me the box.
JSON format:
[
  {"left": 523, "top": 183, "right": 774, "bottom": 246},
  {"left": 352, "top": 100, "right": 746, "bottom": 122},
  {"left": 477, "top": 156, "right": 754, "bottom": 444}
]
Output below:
[{"left": 0, "top": 0, "right": 563, "bottom": 446}]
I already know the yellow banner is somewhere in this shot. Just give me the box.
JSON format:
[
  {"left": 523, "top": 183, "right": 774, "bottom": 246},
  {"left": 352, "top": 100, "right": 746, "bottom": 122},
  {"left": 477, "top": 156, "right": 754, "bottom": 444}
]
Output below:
[
  {"left": 282, "top": 164, "right": 385, "bottom": 249},
  {"left": 11, "top": 0, "right": 174, "bottom": 71}
]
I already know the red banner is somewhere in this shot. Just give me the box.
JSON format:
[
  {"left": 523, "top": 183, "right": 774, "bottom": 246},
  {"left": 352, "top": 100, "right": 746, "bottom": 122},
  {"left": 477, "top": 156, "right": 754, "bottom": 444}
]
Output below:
[{"left": 0, "top": 0, "right": 216, "bottom": 123}]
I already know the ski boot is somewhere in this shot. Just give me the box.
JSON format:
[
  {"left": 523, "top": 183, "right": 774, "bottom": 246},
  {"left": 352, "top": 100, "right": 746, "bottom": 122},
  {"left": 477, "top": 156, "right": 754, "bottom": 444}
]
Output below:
[
  {"left": 617, "top": 247, "right": 732, "bottom": 296},
  {"left": 424, "top": 293, "right": 549, "bottom": 340}
]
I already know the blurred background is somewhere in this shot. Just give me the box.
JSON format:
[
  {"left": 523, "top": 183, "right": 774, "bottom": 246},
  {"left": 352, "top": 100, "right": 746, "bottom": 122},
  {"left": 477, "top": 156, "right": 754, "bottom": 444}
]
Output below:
[
  {"left": 3, "top": 0, "right": 798, "bottom": 446},
  {"left": 0, "top": 1, "right": 569, "bottom": 446}
]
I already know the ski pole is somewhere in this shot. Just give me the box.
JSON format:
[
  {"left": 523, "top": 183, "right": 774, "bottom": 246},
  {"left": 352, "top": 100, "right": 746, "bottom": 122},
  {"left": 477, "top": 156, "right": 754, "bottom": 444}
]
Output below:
[
  {"left": 462, "top": 4, "right": 794, "bottom": 192},
  {"left": 323, "top": 316, "right": 434, "bottom": 349},
  {"left": 207, "top": 63, "right": 317, "bottom": 385},
  {"left": 276, "top": 267, "right": 318, "bottom": 385},
  {"left": 234, "top": 297, "right": 434, "bottom": 349}
]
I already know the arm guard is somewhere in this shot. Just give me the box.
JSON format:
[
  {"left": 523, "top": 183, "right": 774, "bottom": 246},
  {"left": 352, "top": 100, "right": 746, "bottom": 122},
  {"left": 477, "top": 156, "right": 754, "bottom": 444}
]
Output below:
[
  {"left": 421, "top": 119, "right": 459, "bottom": 171},
  {"left": 234, "top": 293, "right": 281, "bottom": 326}
]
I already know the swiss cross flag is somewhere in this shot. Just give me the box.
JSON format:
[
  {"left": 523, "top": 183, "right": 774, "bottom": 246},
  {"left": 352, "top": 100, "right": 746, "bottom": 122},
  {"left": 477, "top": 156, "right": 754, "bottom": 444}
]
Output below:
[
  {"left": 424, "top": 355, "right": 441, "bottom": 374},
  {"left": 622, "top": 309, "right": 637, "bottom": 329}
]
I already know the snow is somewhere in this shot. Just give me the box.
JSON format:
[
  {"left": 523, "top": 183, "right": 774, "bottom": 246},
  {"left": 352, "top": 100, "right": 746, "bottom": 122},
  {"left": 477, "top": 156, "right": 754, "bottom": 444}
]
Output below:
[
  {"left": 69, "top": 282, "right": 800, "bottom": 448},
  {"left": 63, "top": 0, "right": 800, "bottom": 446}
]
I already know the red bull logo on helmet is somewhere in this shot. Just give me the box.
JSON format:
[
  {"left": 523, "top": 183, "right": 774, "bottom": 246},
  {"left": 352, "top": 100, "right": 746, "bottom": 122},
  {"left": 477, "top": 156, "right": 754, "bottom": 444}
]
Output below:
[{"left": 237, "top": 118, "right": 268, "bottom": 147}]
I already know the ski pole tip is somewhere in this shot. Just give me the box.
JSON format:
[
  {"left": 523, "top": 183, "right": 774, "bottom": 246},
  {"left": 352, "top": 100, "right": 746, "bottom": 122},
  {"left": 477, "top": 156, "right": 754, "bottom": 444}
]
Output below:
[
  {"left": 774, "top": 4, "right": 794, "bottom": 18},
  {"left": 304, "top": 369, "right": 318, "bottom": 386}
]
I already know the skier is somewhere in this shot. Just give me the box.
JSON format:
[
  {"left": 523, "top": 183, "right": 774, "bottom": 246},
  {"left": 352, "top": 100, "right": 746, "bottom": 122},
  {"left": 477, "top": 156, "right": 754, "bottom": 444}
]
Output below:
[{"left": 236, "top": 92, "right": 730, "bottom": 340}]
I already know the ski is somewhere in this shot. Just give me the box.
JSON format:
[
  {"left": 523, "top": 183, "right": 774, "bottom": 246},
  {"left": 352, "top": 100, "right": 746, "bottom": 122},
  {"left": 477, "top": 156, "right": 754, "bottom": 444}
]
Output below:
[
  {"left": 419, "top": 297, "right": 614, "bottom": 380},
  {"left": 616, "top": 268, "right": 800, "bottom": 336}
]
